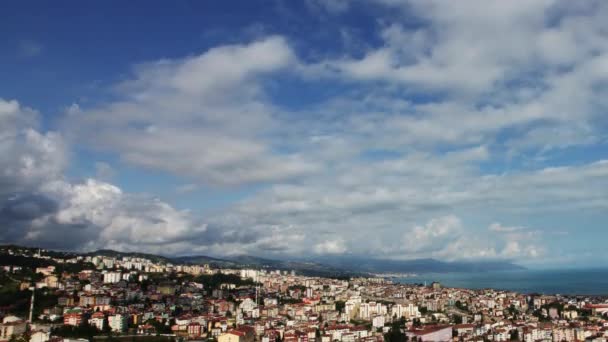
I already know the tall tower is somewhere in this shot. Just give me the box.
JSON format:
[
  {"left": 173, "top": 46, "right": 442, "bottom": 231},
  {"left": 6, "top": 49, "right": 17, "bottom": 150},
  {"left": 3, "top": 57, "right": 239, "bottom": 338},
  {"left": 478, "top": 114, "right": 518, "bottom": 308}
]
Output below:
[{"left": 28, "top": 286, "right": 35, "bottom": 322}]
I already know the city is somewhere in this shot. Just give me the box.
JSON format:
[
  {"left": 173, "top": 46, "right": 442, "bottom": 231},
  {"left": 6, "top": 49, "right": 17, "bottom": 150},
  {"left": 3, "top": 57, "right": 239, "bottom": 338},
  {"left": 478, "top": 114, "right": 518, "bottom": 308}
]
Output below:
[
  {"left": 1, "top": 246, "right": 608, "bottom": 342},
  {"left": 2, "top": 1, "right": 608, "bottom": 342}
]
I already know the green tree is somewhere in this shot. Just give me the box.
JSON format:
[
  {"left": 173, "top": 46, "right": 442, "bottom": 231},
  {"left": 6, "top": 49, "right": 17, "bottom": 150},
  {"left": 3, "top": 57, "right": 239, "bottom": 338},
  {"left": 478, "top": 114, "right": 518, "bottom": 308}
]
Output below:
[
  {"left": 384, "top": 318, "right": 407, "bottom": 342},
  {"left": 335, "top": 300, "right": 346, "bottom": 313}
]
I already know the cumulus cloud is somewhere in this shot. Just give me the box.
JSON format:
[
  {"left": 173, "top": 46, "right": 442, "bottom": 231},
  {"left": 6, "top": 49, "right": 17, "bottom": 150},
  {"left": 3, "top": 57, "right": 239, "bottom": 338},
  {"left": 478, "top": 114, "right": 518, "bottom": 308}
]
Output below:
[
  {"left": 0, "top": 98, "right": 265, "bottom": 254},
  {"left": 62, "top": 36, "right": 318, "bottom": 186},
  {"left": 314, "top": 239, "right": 347, "bottom": 255},
  {"left": 305, "top": 0, "right": 608, "bottom": 154},
  {"left": 2, "top": 1, "right": 608, "bottom": 263},
  {"left": 403, "top": 215, "right": 462, "bottom": 254},
  {"left": 0, "top": 100, "right": 66, "bottom": 195},
  {"left": 489, "top": 223, "right": 525, "bottom": 233}
]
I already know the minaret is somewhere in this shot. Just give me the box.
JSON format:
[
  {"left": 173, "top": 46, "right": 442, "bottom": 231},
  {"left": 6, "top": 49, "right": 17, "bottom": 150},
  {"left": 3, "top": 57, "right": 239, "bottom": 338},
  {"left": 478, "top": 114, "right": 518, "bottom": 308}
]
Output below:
[{"left": 28, "top": 286, "right": 35, "bottom": 322}]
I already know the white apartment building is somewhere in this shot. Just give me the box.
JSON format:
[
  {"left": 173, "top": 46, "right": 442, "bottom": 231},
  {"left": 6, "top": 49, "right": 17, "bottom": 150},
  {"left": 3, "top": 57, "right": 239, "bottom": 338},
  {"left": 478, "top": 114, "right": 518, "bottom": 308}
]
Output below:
[
  {"left": 108, "top": 314, "right": 127, "bottom": 332},
  {"left": 103, "top": 271, "right": 122, "bottom": 284}
]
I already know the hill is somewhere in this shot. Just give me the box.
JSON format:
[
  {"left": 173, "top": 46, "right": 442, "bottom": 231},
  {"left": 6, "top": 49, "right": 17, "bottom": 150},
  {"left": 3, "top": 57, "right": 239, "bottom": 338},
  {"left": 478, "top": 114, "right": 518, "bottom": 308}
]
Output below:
[
  {"left": 1, "top": 244, "right": 525, "bottom": 276},
  {"left": 85, "top": 249, "right": 174, "bottom": 264},
  {"left": 314, "top": 256, "right": 526, "bottom": 274},
  {"left": 174, "top": 254, "right": 362, "bottom": 278}
]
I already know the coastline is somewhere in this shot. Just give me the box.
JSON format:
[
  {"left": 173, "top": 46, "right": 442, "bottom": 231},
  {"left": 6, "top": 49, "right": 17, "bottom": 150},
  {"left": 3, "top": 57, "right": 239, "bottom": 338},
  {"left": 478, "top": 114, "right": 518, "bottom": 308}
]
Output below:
[{"left": 392, "top": 268, "right": 608, "bottom": 296}]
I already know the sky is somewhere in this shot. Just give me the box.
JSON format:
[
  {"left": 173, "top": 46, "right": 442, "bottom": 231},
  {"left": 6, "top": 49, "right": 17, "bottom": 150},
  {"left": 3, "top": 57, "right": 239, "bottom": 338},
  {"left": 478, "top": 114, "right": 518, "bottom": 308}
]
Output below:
[{"left": 1, "top": 0, "right": 607, "bottom": 268}]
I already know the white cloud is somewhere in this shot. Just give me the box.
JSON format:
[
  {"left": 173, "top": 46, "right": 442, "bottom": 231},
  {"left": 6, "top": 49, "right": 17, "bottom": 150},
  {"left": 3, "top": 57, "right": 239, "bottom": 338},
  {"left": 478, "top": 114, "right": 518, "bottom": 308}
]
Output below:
[
  {"left": 0, "top": 99, "right": 66, "bottom": 195},
  {"left": 489, "top": 223, "right": 526, "bottom": 233},
  {"left": 304, "top": 0, "right": 608, "bottom": 154},
  {"left": 403, "top": 215, "right": 462, "bottom": 254},
  {"left": 0, "top": 97, "right": 309, "bottom": 254},
  {"left": 314, "top": 239, "right": 347, "bottom": 254},
  {"left": 307, "top": 0, "right": 351, "bottom": 13},
  {"left": 63, "top": 36, "right": 318, "bottom": 186},
  {"left": 94, "top": 162, "right": 115, "bottom": 181},
  {"left": 3, "top": 1, "right": 608, "bottom": 263},
  {"left": 175, "top": 184, "right": 199, "bottom": 194},
  {"left": 18, "top": 40, "right": 43, "bottom": 57}
]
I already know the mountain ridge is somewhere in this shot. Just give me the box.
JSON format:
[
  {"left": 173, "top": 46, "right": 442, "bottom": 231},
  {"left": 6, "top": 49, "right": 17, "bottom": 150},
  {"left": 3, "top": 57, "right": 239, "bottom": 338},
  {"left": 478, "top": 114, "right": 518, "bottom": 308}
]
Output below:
[
  {"left": 310, "top": 256, "right": 526, "bottom": 274},
  {"left": 1, "top": 244, "right": 525, "bottom": 275}
]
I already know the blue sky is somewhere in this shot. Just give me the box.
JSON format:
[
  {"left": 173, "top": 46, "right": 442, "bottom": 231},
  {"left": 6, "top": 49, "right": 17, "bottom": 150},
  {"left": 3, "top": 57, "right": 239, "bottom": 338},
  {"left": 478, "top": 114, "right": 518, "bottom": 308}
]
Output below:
[{"left": 1, "top": 0, "right": 607, "bottom": 267}]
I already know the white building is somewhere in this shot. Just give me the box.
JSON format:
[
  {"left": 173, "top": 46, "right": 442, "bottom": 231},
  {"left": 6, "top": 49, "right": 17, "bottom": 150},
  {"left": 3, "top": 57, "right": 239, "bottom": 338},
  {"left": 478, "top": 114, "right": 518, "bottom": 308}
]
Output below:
[
  {"left": 372, "top": 315, "right": 385, "bottom": 328},
  {"left": 392, "top": 303, "right": 421, "bottom": 319},
  {"left": 108, "top": 314, "right": 127, "bottom": 332},
  {"left": 89, "top": 316, "right": 105, "bottom": 331},
  {"left": 240, "top": 269, "right": 259, "bottom": 282},
  {"left": 1, "top": 316, "right": 27, "bottom": 341},
  {"left": 103, "top": 271, "right": 122, "bottom": 284},
  {"left": 29, "top": 331, "right": 50, "bottom": 342}
]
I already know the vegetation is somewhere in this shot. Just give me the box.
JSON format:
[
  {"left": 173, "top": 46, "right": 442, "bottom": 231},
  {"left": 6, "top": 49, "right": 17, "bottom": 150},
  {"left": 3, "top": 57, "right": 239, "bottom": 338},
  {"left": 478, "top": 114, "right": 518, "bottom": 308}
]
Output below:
[
  {"left": 288, "top": 284, "right": 307, "bottom": 292},
  {"left": 93, "top": 337, "right": 176, "bottom": 342},
  {"left": 278, "top": 297, "right": 303, "bottom": 305},
  {"left": 144, "top": 319, "right": 173, "bottom": 335},
  {"left": 193, "top": 273, "right": 256, "bottom": 290},
  {"left": 52, "top": 322, "right": 101, "bottom": 340},
  {"left": 384, "top": 317, "right": 408, "bottom": 342},
  {"left": 454, "top": 300, "right": 469, "bottom": 312},
  {"left": 335, "top": 300, "right": 346, "bottom": 313},
  {"left": 0, "top": 254, "right": 94, "bottom": 274}
]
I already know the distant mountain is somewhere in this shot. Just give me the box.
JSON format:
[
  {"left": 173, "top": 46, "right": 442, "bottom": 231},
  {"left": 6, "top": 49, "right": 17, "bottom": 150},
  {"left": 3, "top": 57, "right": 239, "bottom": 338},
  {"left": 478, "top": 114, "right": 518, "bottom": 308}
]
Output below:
[
  {"left": 172, "top": 255, "right": 240, "bottom": 268},
  {"left": 314, "top": 256, "right": 526, "bottom": 274},
  {"left": 86, "top": 249, "right": 174, "bottom": 264},
  {"left": 1, "top": 244, "right": 524, "bottom": 276},
  {"left": 174, "top": 254, "right": 362, "bottom": 278}
]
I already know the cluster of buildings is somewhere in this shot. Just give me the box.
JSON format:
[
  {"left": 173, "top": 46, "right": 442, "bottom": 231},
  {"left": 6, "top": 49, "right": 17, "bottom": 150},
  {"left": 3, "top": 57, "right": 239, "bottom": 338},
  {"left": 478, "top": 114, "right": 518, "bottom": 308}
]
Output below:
[{"left": 2, "top": 247, "right": 608, "bottom": 342}]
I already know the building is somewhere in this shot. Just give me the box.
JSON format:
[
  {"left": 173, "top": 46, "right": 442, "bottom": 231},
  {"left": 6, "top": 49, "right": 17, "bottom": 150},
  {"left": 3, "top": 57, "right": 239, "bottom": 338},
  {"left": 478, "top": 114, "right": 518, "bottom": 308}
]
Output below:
[
  {"left": 0, "top": 316, "right": 27, "bottom": 341},
  {"left": 406, "top": 325, "right": 452, "bottom": 342},
  {"left": 372, "top": 315, "right": 385, "bottom": 328},
  {"left": 392, "top": 303, "right": 421, "bottom": 319},
  {"left": 103, "top": 271, "right": 122, "bottom": 284},
  {"left": 586, "top": 304, "right": 608, "bottom": 316},
  {"left": 108, "top": 314, "right": 127, "bottom": 332},
  {"left": 44, "top": 275, "right": 59, "bottom": 288},
  {"left": 187, "top": 323, "right": 202, "bottom": 338},
  {"left": 89, "top": 312, "right": 105, "bottom": 331},
  {"left": 64, "top": 312, "right": 83, "bottom": 327},
  {"left": 218, "top": 326, "right": 255, "bottom": 342},
  {"left": 29, "top": 331, "right": 50, "bottom": 342}
]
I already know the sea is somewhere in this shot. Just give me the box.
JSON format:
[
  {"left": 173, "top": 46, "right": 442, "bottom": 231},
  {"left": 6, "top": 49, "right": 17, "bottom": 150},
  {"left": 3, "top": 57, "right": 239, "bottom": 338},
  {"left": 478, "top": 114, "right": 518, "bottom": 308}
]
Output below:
[{"left": 394, "top": 268, "right": 608, "bottom": 296}]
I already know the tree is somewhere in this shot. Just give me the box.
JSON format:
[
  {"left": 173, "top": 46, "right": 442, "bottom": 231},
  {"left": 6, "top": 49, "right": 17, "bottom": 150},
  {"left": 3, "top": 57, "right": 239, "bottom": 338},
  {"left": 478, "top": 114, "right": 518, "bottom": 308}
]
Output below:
[
  {"left": 103, "top": 315, "right": 112, "bottom": 334},
  {"left": 335, "top": 300, "right": 346, "bottom": 313},
  {"left": 384, "top": 318, "right": 407, "bottom": 342}
]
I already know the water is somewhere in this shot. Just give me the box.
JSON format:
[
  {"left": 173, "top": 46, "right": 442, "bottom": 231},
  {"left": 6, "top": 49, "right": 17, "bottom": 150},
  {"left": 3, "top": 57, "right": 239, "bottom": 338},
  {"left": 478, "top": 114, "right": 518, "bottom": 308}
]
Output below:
[{"left": 394, "top": 268, "right": 608, "bottom": 295}]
